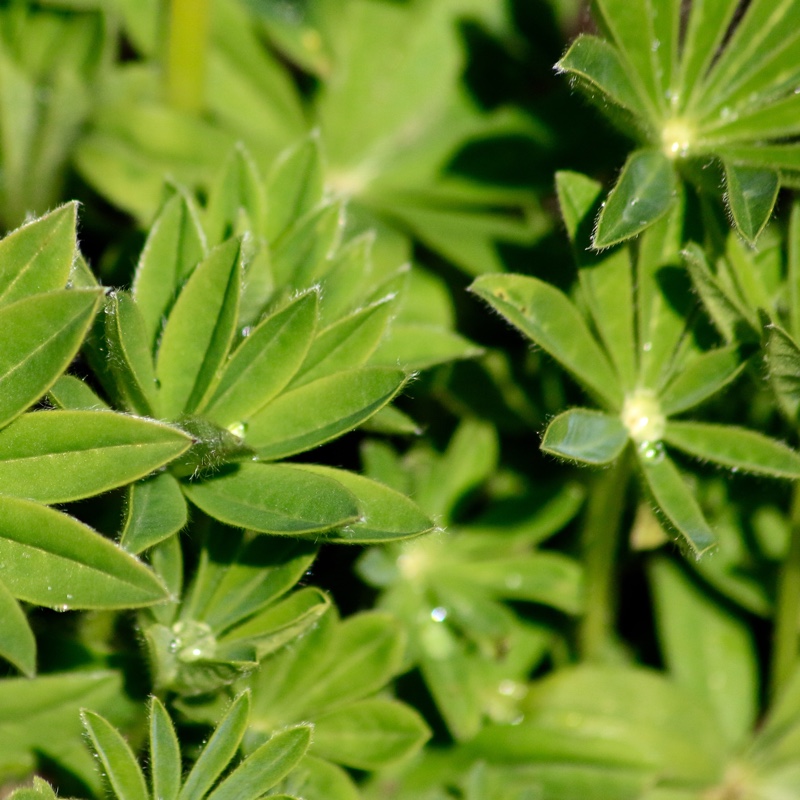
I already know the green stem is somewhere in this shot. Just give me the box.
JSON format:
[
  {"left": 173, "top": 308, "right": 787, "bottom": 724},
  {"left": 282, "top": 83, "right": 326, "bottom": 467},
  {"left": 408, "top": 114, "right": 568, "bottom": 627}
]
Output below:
[
  {"left": 579, "top": 448, "right": 631, "bottom": 661},
  {"left": 164, "top": 0, "right": 212, "bottom": 112},
  {"left": 770, "top": 484, "right": 800, "bottom": 699}
]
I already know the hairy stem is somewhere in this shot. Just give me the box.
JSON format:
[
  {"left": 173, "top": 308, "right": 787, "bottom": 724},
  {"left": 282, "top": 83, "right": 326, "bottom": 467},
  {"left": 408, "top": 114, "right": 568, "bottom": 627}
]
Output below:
[
  {"left": 579, "top": 449, "right": 631, "bottom": 661},
  {"left": 770, "top": 484, "right": 800, "bottom": 699},
  {"left": 165, "top": 0, "right": 212, "bottom": 112}
]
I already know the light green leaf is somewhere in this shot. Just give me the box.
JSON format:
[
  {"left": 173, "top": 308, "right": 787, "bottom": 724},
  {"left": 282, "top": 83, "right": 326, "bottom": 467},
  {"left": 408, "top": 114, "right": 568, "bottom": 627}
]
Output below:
[
  {"left": 449, "top": 552, "right": 584, "bottom": 614},
  {"left": 297, "top": 466, "right": 435, "bottom": 544},
  {"left": 179, "top": 692, "right": 250, "bottom": 800},
  {"left": 370, "top": 324, "right": 483, "bottom": 371},
  {"left": 271, "top": 201, "right": 343, "bottom": 287},
  {"left": 541, "top": 409, "right": 629, "bottom": 465},
  {"left": 0, "top": 289, "right": 101, "bottom": 428},
  {"left": 120, "top": 472, "right": 188, "bottom": 555},
  {"left": 6, "top": 776, "right": 59, "bottom": 800},
  {"left": 594, "top": 150, "right": 678, "bottom": 248},
  {"left": 638, "top": 451, "right": 716, "bottom": 557},
  {"left": 0, "top": 495, "right": 168, "bottom": 608},
  {"left": 665, "top": 421, "right": 800, "bottom": 478},
  {"left": 204, "top": 289, "right": 319, "bottom": 427},
  {"left": 265, "top": 133, "right": 325, "bottom": 242},
  {"left": 0, "top": 410, "right": 191, "bottom": 504},
  {"left": 48, "top": 374, "right": 109, "bottom": 411},
  {"left": 724, "top": 162, "right": 779, "bottom": 243},
  {"left": 104, "top": 291, "right": 160, "bottom": 416},
  {"left": 292, "top": 298, "right": 395, "bottom": 386},
  {"left": 247, "top": 367, "right": 407, "bottom": 460},
  {"left": 0, "top": 203, "right": 76, "bottom": 307},
  {"left": 293, "top": 612, "right": 404, "bottom": 716},
  {"left": 81, "top": 710, "right": 149, "bottom": 800},
  {"left": 659, "top": 345, "right": 746, "bottom": 415},
  {"left": 469, "top": 666, "right": 726, "bottom": 785},
  {"left": 150, "top": 697, "right": 181, "bottom": 800},
  {"left": 205, "top": 144, "right": 266, "bottom": 245},
  {"left": 182, "top": 462, "right": 360, "bottom": 536},
  {"left": 270, "top": 755, "right": 359, "bottom": 800},
  {"left": 470, "top": 274, "right": 622, "bottom": 409},
  {"left": 650, "top": 557, "right": 757, "bottom": 747},
  {"left": 0, "top": 577, "right": 35, "bottom": 677},
  {"left": 156, "top": 239, "right": 241, "bottom": 418},
  {"left": 132, "top": 190, "right": 207, "bottom": 350},
  {"left": 208, "top": 726, "right": 312, "bottom": 800},
  {"left": 313, "top": 699, "right": 429, "bottom": 770}
]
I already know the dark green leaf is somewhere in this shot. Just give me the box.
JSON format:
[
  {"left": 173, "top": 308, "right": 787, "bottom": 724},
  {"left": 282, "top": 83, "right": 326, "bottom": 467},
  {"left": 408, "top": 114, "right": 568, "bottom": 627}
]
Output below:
[
  {"left": 0, "top": 203, "right": 77, "bottom": 307},
  {"left": 81, "top": 710, "right": 149, "bottom": 800},
  {"left": 247, "top": 367, "right": 407, "bottom": 460},
  {"left": 665, "top": 420, "right": 800, "bottom": 478},
  {"left": 638, "top": 451, "right": 716, "bottom": 556},
  {"left": 594, "top": 150, "right": 678, "bottom": 248},
  {"left": 0, "top": 495, "right": 168, "bottom": 609},
  {"left": 120, "top": 472, "right": 188, "bottom": 554},
  {"left": 0, "top": 410, "right": 191, "bottom": 503},
  {"left": 182, "top": 462, "right": 360, "bottom": 535},
  {"left": 555, "top": 35, "right": 654, "bottom": 124},
  {"left": 659, "top": 346, "right": 746, "bottom": 415},
  {"left": 555, "top": 170, "right": 603, "bottom": 244},
  {"left": 724, "top": 162, "right": 779, "bottom": 243},
  {"left": 541, "top": 409, "right": 629, "bottom": 465},
  {"left": 0, "top": 289, "right": 101, "bottom": 428},
  {"left": 156, "top": 239, "right": 241, "bottom": 418},
  {"left": 313, "top": 699, "right": 429, "bottom": 770}
]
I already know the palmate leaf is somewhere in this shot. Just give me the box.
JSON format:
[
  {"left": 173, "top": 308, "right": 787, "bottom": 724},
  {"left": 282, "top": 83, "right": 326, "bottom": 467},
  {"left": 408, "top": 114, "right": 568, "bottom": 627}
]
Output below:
[{"left": 558, "top": 0, "right": 800, "bottom": 242}]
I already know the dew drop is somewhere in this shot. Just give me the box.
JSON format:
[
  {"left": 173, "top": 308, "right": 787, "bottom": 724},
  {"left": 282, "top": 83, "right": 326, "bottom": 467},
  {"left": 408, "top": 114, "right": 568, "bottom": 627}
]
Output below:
[
  {"left": 638, "top": 440, "right": 665, "bottom": 463},
  {"left": 227, "top": 421, "right": 247, "bottom": 439},
  {"left": 240, "top": 326, "right": 252, "bottom": 338},
  {"left": 430, "top": 606, "right": 448, "bottom": 623},
  {"left": 730, "top": 466, "right": 739, "bottom": 474},
  {"left": 642, "top": 341, "right": 652, "bottom": 352}
]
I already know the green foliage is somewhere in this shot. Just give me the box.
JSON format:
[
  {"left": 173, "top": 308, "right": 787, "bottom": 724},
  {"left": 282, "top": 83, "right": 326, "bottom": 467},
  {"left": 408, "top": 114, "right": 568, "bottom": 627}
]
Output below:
[
  {"left": 8, "top": 2, "right": 800, "bottom": 800},
  {"left": 557, "top": 0, "right": 800, "bottom": 245}
]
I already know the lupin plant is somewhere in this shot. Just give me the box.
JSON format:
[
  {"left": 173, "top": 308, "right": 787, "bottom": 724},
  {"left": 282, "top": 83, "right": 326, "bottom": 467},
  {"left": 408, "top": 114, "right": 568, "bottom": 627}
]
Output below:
[{"left": 11, "top": 1, "right": 800, "bottom": 799}]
